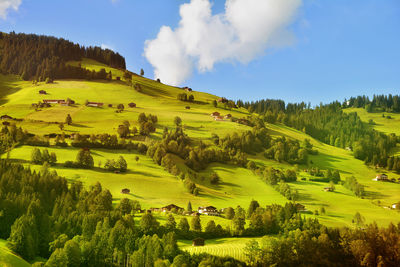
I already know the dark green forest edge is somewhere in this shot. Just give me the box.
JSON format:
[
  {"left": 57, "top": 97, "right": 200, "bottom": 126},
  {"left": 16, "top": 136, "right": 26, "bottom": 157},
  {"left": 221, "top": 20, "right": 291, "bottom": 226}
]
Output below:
[{"left": 0, "top": 32, "right": 400, "bottom": 266}]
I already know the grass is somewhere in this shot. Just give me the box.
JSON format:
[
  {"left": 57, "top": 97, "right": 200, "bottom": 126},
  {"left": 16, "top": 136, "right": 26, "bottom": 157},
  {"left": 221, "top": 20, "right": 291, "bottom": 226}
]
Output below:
[
  {"left": 178, "top": 237, "right": 267, "bottom": 263},
  {"left": 0, "top": 239, "right": 31, "bottom": 267}
]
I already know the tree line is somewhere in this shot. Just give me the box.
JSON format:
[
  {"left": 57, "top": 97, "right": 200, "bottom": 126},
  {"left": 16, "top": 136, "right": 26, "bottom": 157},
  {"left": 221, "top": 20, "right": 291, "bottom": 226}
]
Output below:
[{"left": 0, "top": 31, "right": 125, "bottom": 81}]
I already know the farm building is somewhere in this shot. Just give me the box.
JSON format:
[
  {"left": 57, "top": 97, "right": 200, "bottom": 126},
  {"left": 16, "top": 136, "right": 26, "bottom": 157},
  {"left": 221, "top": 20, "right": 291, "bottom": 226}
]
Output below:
[
  {"left": 116, "top": 76, "right": 121, "bottom": 81},
  {"left": 214, "top": 116, "right": 224, "bottom": 121},
  {"left": 108, "top": 104, "right": 113, "bottom": 107},
  {"left": 128, "top": 102, "right": 136, "bottom": 108},
  {"left": 86, "top": 102, "right": 104, "bottom": 107},
  {"left": 121, "top": 188, "right": 130, "bottom": 194},
  {"left": 392, "top": 203, "right": 398, "bottom": 209},
  {"left": 192, "top": 237, "right": 205, "bottom": 246},
  {"left": 43, "top": 99, "right": 65, "bottom": 104},
  {"left": 324, "top": 187, "right": 333, "bottom": 192},
  {"left": 185, "top": 106, "right": 190, "bottom": 109},
  {"left": 161, "top": 204, "right": 184, "bottom": 213},
  {"left": 198, "top": 206, "right": 219, "bottom": 216},
  {"left": 224, "top": 114, "right": 232, "bottom": 119},
  {"left": 211, "top": 112, "right": 220, "bottom": 117},
  {"left": 0, "top": 115, "right": 13, "bottom": 120},
  {"left": 39, "top": 90, "right": 47, "bottom": 94},
  {"left": 373, "top": 174, "right": 389, "bottom": 181}
]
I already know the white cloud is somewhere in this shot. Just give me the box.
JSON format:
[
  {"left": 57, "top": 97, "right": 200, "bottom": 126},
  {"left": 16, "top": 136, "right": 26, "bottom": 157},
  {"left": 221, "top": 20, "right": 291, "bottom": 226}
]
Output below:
[
  {"left": 101, "top": 43, "right": 114, "bottom": 50},
  {"left": 144, "top": 0, "right": 302, "bottom": 86},
  {"left": 0, "top": 0, "right": 22, "bottom": 19}
]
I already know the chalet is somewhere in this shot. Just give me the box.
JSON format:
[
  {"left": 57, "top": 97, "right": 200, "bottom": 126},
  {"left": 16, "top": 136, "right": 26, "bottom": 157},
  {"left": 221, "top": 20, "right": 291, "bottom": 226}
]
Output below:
[
  {"left": 324, "top": 187, "right": 333, "bottom": 192},
  {"left": 373, "top": 174, "right": 389, "bottom": 181},
  {"left": 224, "top": 114, "right": 232, "bottom": 119},
  {"left": 198, "top": 206, "right": 219, "bottom": 216},
  {"left": 211, "top": 112, "right": 220, "bottom": 117},
  {"left": 39, "top": 90, "right": 47, "bottom": 95},
  {"left": 295, "top": 203, "right": 306, "bottom": 211},
  {"left": 43, "top": 100, "right": 65, "bottom": 104},
  {"left": 86, "top": 102, "right": 104, "bottom": 107},
  {"left": 121, "top": 188, "right": 130, "bottom": 194},
  {"left": 192, "top": 237, "right": 205, "bottom": 246},
  {"left": 0, "top": 115, "right": 12, "bottom": 120},
  {"left": 161, "top": 204, "right": 184, "bottom": 213},
  {"left": 214, "top": 116, "right": 224, "bottom": 121},
  {"left": 128, "top": 102, "right": 136, "bottom": 108}
]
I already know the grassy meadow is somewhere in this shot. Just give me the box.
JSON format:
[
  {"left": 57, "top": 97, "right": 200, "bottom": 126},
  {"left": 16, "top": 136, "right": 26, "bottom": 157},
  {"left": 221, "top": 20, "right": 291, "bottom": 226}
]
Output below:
[
  {"left": 1, "top": 59, "right": 400, "bottom": 230},
  {"left": 0, "top": 239, "right": 31, "bottom": 267}
]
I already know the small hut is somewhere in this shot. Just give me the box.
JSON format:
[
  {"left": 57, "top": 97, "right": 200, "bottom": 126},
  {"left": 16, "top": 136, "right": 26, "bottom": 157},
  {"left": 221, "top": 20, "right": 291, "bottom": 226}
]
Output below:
[
  {"left": 121, "top": 188, "right": 130, "bottom": 194},
  {"left": 116, "top": 76, "right": 121, "bottom": 81},
  {"left": 108, "top": 104, "right": 113, "bottom": 108},
  {"left": 39, "top": 90, "right": 47, "bottom": 95},
  {"left": 128, "top": 102, "right": 136, "bottom": 108},
  {"left": 185, "top": 106, "right": 190, "bottom": 109},
  {"left": 192, "top": 237, "right": 205, "bottom": 246}
]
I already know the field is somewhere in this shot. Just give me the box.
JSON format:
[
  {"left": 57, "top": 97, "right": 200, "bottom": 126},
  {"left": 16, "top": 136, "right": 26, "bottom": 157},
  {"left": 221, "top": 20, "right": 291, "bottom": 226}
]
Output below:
[
  {"left": 178, "top": 237, "right": 266, "bottom": 262},
  {"left": 0, "top": 239, "right": 31, "bottom": 267},
  {"left": 1, "top": 60, "right": 400, "bottom": 235}
]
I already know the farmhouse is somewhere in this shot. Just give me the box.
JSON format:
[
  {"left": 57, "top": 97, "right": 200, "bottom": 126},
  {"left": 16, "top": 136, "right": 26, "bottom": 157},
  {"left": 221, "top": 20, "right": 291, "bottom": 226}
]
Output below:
[
  {"left": 214, "top": 116, "right": 224, "bottom": 121},
  {"left": 0, "top": 115, "right": 13, "bottom": 120},
  {"left": 373, "top": 174, "right": 389, "bottom": 181},
  {"left": 192, "top": 237, "right": 205, "bottom": 246},
  {"left": 392, "top": 203, "right": 398, "bottom": 209},
  {"left": 43, "top": 99, "right": 65, "bottom": 104},
  {"left": 128, "top": 102, "right": 136, "bottom": 108},
  {"left": 121, "top": 188, "right": 130, "bottom": 194},
  {"left": 161, "top": 204, "right": 184, "bottom": 213},
  {"left": 211, "top": 112, "right": 220, "bottom": 117},
  {"left": 224, "top": 114, "right": 232, "bottom": 119},
  {"left": 185, "top": 106, "right": 190, "bottom": 109},
  {"left": 39, "top": 90, "right": 47, "bottom": 94},
  {"left": 198, "top": 206, "right": 219, "bottom": 216},
  {"left": 324, "top": 187, "right": 333, "bottom": 192},
  {"left": 86, "top": 102, "right": 104, "bottom": 107}
]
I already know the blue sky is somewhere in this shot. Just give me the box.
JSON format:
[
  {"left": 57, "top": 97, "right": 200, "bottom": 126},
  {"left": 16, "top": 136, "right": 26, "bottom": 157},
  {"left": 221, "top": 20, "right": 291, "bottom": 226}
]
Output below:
[{"left": 1, "top": 0, "right": 399, "bottom": 105}]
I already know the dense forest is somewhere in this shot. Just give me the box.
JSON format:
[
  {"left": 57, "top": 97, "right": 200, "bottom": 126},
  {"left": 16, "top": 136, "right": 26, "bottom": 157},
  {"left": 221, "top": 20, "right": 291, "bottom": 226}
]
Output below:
[
  {"left": 346, "top": 94, "right": 400, "bottom": 113},
  {"left": 0, "top": 32, "right": 126, "bottom": 81}
]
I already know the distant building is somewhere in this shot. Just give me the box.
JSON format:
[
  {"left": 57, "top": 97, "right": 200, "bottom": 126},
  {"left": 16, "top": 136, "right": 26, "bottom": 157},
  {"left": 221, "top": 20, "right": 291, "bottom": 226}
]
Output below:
[
  {"left": 224, "top": 114, "right": 232, "bottom": 119},
  {"left": 198, "top": 206, "right": 219, "bottom": 216},
  {"left": 86, "top": 102, "right": 104, "bottom": 107},
  {"left": 214, "top": 116, "right": 224, "bottom": 121},
  {"left": 211, "top": 112, "right": 220, "bottom": 117},
  {"left": 185, "top": 106, "right": 190, "bottom": 109},
  {"left": 39, "top": 90, "right": 47, "bottom": 94},
  {"left": 392, "top": 203, "right": 399, "bottom": 209},
  {"left": 295, "top": 203, "right": 306, "bottom": 211},
  {"left": 128, "top": 102, "right": 136, "bottom": 108},
  {"left": 192, "top": 237, "right": 205, "bottom": 246},
  {"left": 43, "top": 99, "right": 65, "bottom": 104},
  {"left": 161, "top": 204, "right": 184, "bottom": 213},
  {"left": 373, "top": 174, "right": 389, "bottom": 181},
  {"left": 324, "top": 187, "right": 333, "bottom": 192},
  {"left": 0, "top": 115, "right": 12, "bottom": 120},
  {"left": 116, "top": 76, "right": 121, "bottom": 81}
]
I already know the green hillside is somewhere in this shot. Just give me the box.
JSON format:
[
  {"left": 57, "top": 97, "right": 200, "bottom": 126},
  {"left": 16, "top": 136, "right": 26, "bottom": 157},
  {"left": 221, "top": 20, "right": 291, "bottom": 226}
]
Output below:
[{"left": 0, "top": 239, "right": 31, "bottom": 267}]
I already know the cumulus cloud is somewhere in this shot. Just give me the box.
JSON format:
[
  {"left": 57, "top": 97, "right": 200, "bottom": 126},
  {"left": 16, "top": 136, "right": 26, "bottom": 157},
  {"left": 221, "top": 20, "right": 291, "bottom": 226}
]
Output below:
[
  {"left": 144, "top": 0, "right": 302, "bottom": 85},
  {"left": 0, "top": 0, "right": 22, "bottom": 19}
]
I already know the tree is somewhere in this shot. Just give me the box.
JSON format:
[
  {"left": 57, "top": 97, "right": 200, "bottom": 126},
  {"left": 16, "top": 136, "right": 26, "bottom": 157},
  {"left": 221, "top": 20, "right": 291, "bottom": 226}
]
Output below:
[
  {"left": 329, "top": 181, "right": 335, "bottom": 191},
  {"left": 232, "top": 206, "right": 246, "bottom": 234},
  {"left": 188, "top": 95, "right": 194, "bottom": 102},
  {"left": 63, "top": 240, "right": 81, "bottom": 267},
  {"left": 7, "top": 214, "right": 38, "bottom": 260},
  {"left": 140, "top": 213, "right": 159, "bottom": 234},
  {"left": 31, "top": 148, "right": 42, "bottom": 164},
  {"left": 76, "top": 148, "right": 94, "bottom": 168},
  {"left": 117, "top": 104, "right": 124, "bottom": 112},
  {"left": 247, "top": 200, "right": 260, "bottom": 218},
  {"left": 165, "top": 214, "right": 176, "bottom": 232},
  {"left": 225, "top": 207, "right": 235, "bottom": 220},
  {"left": 65, "top": 114, "right": 72, "bottom": 125},
  {"left": 117, "top": 156, "right": 128, "bottom": 172},
  {"left": 59, "top": 123, "right": 64, "bottom": 131},
  {"left": 174, "top": 116, "right": 182, "bottom": 126},
  {"left": 353, "top": 212, "right": 365, "bottom": 227},
  {"left": 178, "top": 218, "right": 190, "bottom": 233},
  {"left": 205, "top": 220, "right": 217, "bottom": 235},
  {"left": 186, "top": 201, "right": 192, "bottom": 213},
  {"left": 140, "top": 68, "right": 144, "bottom": 76},
  {"left": 190, "top": 216, "right": 201, "bottom": 232},
  {"left": 212, "top": 100, "right": 217, "bottom": 107}
]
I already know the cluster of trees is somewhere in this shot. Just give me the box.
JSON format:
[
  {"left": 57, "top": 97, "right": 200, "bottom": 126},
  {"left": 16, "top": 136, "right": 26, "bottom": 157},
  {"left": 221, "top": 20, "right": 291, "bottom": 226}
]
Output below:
[
  {"left": 0, "top": 125, "right": 29, "bottom": 153},
  {"left": 244, "top": 221, "right": 400, "bottom": 266},
  {"left": 103, "top": 156, "right": 128, "bottom": 172},
  {"left": 31, "top": 148, "right": 57, "bottom": 165},
  {"left": 262, "top": 167, "right": 297, "bottom": 184},
  {"left": 137, "top": 113, "right": 157, "bottom": 136},
  {"left": 0, "top": 160, "right": 243, "bottom": 266},
  {"left": 177, "top": 93, "right": 194, "bottom": 102},
  {"left": 343, "top": 176, "right": 365, "bottom": 198},
  {"left": 346, "top": 94, "right": 400, "bottom": 113},
  {"left": 0, "top": 31, "right": 125, "bottom": 81},
  {"left": 308, "top": 168, "right": 341, "bottom": 183}
]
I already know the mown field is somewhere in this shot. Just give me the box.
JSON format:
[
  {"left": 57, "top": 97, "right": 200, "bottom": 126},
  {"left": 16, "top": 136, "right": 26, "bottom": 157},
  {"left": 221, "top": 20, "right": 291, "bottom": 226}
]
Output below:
[
  {"left": 0, "top": 239, "right": 31, "bottom": 267},
  {"left": 178, "top": 237, "right": 266, "bottom": 262}
]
